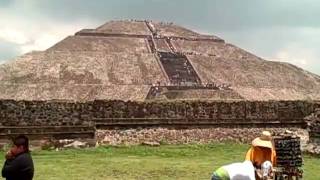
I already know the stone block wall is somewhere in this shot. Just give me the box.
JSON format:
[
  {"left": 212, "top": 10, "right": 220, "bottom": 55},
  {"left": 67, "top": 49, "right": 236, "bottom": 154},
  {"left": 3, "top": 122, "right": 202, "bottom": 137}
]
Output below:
[
  {"left": 0, "top": 100, "right": 317, "bottom": 127},
  {"left": 0, "top": 100, "right": 94, "bottom": 126},
  {"left": 92, "top": 100, "right": 314, "bottom": 124},
  {"left": 0, "top": 100, "right": 318, "bottom": 140}
]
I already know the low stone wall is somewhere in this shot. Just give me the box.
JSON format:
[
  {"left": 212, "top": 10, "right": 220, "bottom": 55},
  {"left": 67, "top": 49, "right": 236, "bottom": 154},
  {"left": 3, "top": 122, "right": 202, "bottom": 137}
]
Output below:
[
  {"left": 0, "top": 100, "right": 318, "bottom": 140},
  {"left": 0, "top": 100, "right": 315, "bottom": 127},
  {"left": 92, "top": 100, "right": 315, "bottom": 121},
  {"left": 0, "top": 100, "right": 93, "bottom": 126},
  {"left": 96, "top": 128, "right": 308, "bottom": 147}
]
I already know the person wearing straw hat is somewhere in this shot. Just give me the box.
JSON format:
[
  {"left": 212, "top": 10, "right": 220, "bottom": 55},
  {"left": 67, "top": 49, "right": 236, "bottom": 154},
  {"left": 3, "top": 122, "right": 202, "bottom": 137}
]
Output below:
[{"left": 245, "top": 131, "right": 277, "bottom": 168}]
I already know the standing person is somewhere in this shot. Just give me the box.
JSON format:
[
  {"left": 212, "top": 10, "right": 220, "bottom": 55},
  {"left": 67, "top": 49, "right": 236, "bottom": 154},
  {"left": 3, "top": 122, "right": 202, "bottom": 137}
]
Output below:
[
  {"left": 245, "top": 131, "right": 276, "bottom": 168},
  {"left": 211, "top": 160, "right": 256, "bottom": 180},
  {"left": 2, "top": 135, "right": 34, "bottom": 180}
]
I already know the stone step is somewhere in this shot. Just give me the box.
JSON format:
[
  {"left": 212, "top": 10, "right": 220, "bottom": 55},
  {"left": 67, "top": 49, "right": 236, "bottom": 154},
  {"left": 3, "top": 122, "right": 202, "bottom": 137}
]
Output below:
[
  {"left": 0, "top": 126, "right": 95, "bottom": 139},
  {"left": 0, "top": 131, "right": 95, "bottom": 140},
  {"left": 157, "top": 52, "right": 201, "bottom": 85}
]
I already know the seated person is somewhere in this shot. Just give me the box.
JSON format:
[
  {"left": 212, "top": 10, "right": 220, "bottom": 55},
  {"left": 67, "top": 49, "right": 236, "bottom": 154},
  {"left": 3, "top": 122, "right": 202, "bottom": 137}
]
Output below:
[
  {"left": 245, "top": 131, "right": 277, "bottom": 168},
  {"left": 211, "top": 160, "right": 255, "bottom": 180}
]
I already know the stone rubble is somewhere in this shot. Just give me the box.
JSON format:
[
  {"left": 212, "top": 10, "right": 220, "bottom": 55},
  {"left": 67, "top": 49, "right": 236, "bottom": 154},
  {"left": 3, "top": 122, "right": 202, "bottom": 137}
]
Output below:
[
  {"left": 63, "top": 140, "right": 87, "bottom": 149},
  {"left": 96, "top": 127, "right": 308, "bottom": 146},
  {"left": 304, "top": 143, "right": 320, "bottom": 155}
]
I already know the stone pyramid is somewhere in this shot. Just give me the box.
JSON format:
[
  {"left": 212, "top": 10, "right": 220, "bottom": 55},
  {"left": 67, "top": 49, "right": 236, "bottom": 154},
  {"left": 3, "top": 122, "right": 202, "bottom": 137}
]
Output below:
[{"left": 0, "top": 20, "right": 319, "bottom": 101}]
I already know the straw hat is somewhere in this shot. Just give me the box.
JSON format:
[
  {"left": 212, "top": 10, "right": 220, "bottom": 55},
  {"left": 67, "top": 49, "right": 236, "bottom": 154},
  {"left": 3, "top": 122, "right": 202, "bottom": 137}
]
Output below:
[{"left": 252, "top": 131, "right": 273, "bottom": 149}]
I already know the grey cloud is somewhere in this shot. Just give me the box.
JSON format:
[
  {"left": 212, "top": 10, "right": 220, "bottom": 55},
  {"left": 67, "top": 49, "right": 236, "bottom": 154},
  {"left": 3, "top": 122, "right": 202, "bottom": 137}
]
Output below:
[
  {"left": 215, "top": 27, "right": 320, "bottom": 75},
  {"left": 0, "top": 40, "right": 21, "bottom": 63},
  {"left": 9, "top": 0, "right": 320, "bottom": 31},
  {"left": 0, "top": 0, "right": 12, "bottom": 7}
]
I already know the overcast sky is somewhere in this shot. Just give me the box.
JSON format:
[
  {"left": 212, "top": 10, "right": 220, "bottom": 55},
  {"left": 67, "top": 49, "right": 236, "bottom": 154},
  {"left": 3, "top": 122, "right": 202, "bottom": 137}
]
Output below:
[{"left": 0, "top": 0, "right": 319, "bottom": 75}]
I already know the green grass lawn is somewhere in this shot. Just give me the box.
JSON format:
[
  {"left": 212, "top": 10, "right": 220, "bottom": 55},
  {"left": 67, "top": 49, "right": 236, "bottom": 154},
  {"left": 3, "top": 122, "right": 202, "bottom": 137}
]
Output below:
[{"left": 0, "top": 143, "right": 319, "bottom": 180}]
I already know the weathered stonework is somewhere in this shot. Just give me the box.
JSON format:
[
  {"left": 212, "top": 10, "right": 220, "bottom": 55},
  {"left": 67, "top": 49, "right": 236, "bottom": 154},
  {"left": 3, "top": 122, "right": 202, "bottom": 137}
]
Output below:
[
  {"left": 0, "top": 20, "right": 319, "bottom": 155},
  {"left": 305, "top": 106, "right": 320, "bottom": 144},
  {"left": 96, "top": 128, "right": 308, "bottom": 146},
  {"left": 1, "top": 20, "right": 320, "bottom": 101},
  {"left": 0, "top": 100, "right": 318, "bottom": 141}
]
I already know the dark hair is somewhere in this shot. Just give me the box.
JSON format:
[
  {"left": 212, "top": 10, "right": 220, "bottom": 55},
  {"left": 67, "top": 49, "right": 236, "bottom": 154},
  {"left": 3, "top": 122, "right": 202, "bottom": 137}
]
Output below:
[{"left": 13, "top": 135, "right": 29, "bottom": 152}]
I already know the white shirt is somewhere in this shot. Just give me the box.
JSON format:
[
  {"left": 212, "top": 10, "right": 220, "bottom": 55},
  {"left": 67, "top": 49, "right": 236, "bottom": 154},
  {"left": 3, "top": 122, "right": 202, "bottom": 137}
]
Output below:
[{"left": 223, "top": 161, "right": 255, "bottom": 180}]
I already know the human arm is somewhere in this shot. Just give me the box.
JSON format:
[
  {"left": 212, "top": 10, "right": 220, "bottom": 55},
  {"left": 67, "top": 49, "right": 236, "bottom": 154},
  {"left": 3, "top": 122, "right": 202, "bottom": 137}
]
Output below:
[
  {"left": 245, "top": 147, "right": 253, "bottom": 161},
  {"left": 271, "top": 149, "right": 277, "bottom": 166},
  {"left": 5, "top": 150, "right": 14, "bottom": 160}
]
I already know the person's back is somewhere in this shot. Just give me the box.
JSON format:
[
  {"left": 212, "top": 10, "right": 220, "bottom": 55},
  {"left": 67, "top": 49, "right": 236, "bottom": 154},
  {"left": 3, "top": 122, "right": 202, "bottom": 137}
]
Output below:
[
  {"left": 212, "top": 161, "right": 255, "bottom": 180},
  {"left": 2, "top": 135, "right": 34, "bottom": 180},
  {"left": 245, "top": 146, "right": 276, "bottom": 167},
  {"left": 224, "top": 161, "right": 255, "bottom": 180}
]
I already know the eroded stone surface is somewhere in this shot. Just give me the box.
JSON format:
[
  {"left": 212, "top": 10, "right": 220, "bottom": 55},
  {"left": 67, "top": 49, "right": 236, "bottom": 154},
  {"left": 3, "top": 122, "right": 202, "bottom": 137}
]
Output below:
[
  {"left": 0, "top": 20, "right": 319, "bottom": 101},
  {"left": 96, "top": 128, "right": 307, "bottom": 146},
  {"left": 0, "top": 20, "right": 319, "bottom": 153}
]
